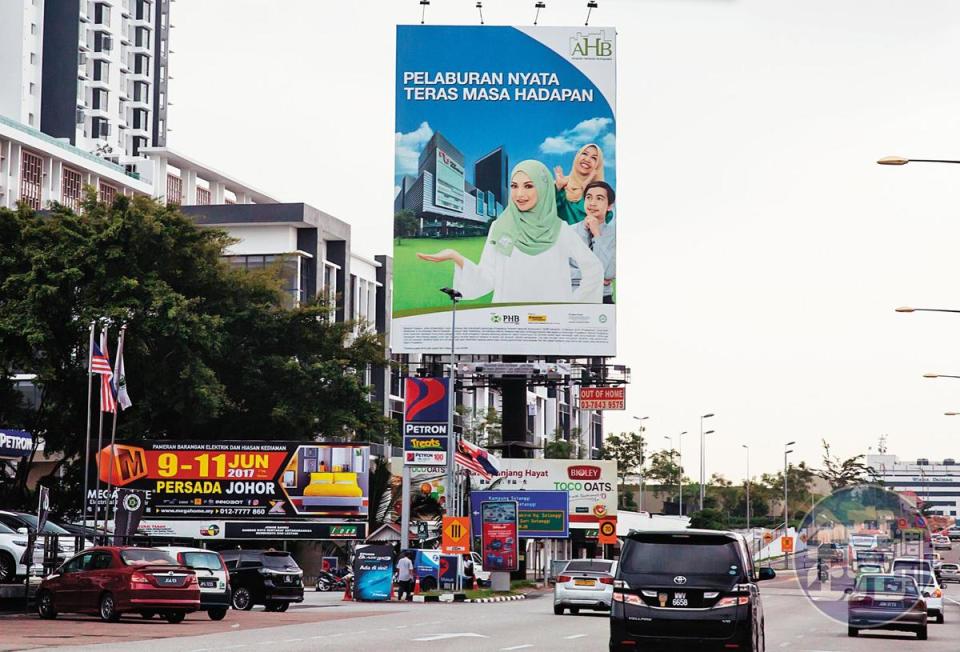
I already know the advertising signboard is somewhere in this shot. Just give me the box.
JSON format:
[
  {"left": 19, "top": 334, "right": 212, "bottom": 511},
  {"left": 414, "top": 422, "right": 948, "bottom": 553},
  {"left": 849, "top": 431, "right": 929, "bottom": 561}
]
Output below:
[
  {"left": 403, "top": 377, "right": 449, "bottom": 466},
  {"left": 471, "top": 459, "right": 616, "bottom": 528},
  {"left": 481, "top": 500, "right": 519, "bottom": 572},
  {"left": 88, "top": 441, "right": 369, "bottom": 519},
  {"left": 131, "top": 519, "right": 365, "bottom": 541},
  {"left": 393, "top": 26, "right": 618, "bottom": 356},
  {"left": 439, "top": 554, "right": 460, "bottom": 591},
  {"left": 469, "top": 490, "right": 569, "bottom": 538},
  {"left": 579, "top": 386, "right": 625, "bottom": 410},
  {"left": 0, "top": 429, "right": 32, "bottom": 460},
  {"left": 353, "top": 544, "right": 394, "bottom": 601}
]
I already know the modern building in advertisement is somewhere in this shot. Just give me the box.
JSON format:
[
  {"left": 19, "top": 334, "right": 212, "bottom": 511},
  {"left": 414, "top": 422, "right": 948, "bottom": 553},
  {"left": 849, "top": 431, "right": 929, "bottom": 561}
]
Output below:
[
  {"left": 867, "top": 454, "right": 960, "bottom": 517},
  {"left": 393, "top": 131, "right": 506, "bottom": 237},
  {"left": 0, "top": 0, "right": 170, "bottom": 165}
]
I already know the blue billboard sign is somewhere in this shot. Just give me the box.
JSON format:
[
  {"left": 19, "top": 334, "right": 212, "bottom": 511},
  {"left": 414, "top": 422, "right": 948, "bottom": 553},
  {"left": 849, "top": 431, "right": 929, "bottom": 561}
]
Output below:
[
  {"left": 470, "top": 490, "right": 569, "bottom": 538},
  {"left": 0, "top": 429, "right": 32, "bottom": 460},
  {"left": 403, "top": 377, "right": 450, "bottom": 465}
]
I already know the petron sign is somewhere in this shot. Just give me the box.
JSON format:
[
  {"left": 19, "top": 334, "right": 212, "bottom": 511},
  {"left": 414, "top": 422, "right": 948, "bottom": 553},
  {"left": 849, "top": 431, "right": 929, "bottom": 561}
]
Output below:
[
  {"left": 0, "top": 429, "right": 32, "bottom": 460},
  {"left": 403, "top": 377, "right": 450, "bottom": 466},
  {"left": 88, "top": 441, "right": 370, "bottom": 520}
]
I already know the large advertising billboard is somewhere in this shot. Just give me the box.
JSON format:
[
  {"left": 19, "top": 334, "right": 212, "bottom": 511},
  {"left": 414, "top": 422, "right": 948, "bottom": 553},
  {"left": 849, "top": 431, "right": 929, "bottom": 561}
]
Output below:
[
  {"left": 403, "top": 377, "right": 449, "bottom": 466},
  {"left": 471, "top": 459, "right": 616, "bottom": 529},
  {"left": 88, "top": 441, "right": 369, "bottom": 520},
  {"left": 393, "top": 26, "right": 617, "bottom": 356}
]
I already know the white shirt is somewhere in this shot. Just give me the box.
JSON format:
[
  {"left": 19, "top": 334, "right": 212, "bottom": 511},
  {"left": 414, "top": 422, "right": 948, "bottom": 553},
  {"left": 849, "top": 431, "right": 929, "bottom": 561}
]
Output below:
[
  {"left": 453, "top": 224, "right": 603, "bottom": 303},
  {"left": 397, "top": 556, "right": 413, "bottom": 581}
]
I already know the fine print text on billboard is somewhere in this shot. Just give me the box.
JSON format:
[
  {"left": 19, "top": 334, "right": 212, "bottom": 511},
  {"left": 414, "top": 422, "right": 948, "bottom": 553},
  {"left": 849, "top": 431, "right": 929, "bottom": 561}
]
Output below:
[
  {"left": 89, "top": 441, "right": 370, "bottom": 519},
  {"left": 393, "top": 26, "right": 617, "bottom": 356}
]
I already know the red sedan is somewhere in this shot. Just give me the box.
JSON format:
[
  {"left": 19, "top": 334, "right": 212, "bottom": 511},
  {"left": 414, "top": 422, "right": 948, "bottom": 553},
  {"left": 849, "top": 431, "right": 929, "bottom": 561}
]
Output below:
[{"left": 36, "top": 546, "right": 200, "bottom": 623}]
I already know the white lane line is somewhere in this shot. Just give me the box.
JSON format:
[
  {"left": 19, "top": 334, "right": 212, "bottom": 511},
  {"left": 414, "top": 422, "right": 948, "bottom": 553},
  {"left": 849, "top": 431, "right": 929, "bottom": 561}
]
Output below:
[
  {"left": 779, "top": 643, "right": 791, "bottom": 648},
  {"left": 282, "top": 639, "right": 303, "bottom": 643},
  {"left": 564, "top": 634, "right": 588, "bottom": 639},
  {"left": 396, "top": 625, "right": 409, "bottom": 629},
  {"left": 413, "top": 633, "right": 490, "bottom": 641},
  {"left": 500, "top": 646, "right": 534, "bottom": 651}
]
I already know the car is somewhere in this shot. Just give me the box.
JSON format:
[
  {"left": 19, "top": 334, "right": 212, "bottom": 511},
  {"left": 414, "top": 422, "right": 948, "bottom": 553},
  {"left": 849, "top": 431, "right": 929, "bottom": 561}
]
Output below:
[
  {"left": 896, "top": 570, "right": 946, "bottom": 624},
  {"left": 846, "top": 573, "right": 927, "bottom": 639},
  {"left": 220, "top": 549, "right": 304, "bottom": 612},
  {"left": 947, "top": 527, "right": 960, "bottom": 542},
  {"left": 548, "top": 559, "right": 570, "bottom": 585},
  {"left": 0, "top": 520, "right": 43, "bottom": 583},
  {"left": 0, "top": 511, "right": 77, "bottom": 564},
  {"left": 856, "top": 563, "right": 884, "bottom": 577},
  {"left": 938, "top": 562, "right": 960, "bottom": 583},
  {"left": 553, "top": 559, "right": 616, "bottom": 615},
  {"left": 933, "top": 535, "right": 952, "bottom": 550},
  {"left": 35, "top": 546, "right": 200, "bottom": 623},
  {"left": 462, "top": 551, "right": 491, "bottom": 587},
  {"left": 157, "top": 547, "right": 230, "bottom": 620},
  {"left": 891, "top": 557, "right": 934, "bottom": 576},
  {"left": 610, "top": 529, "right": 775, "bottom": 651},
  {"left": 817, "top": 543, "right": 844, "bottom": 563}
]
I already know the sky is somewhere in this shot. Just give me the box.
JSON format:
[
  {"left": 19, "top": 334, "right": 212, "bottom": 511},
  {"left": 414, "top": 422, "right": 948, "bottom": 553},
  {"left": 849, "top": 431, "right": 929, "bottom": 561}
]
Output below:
[{"left": 167, "top": 0, "right": 960, "bottom": 483}]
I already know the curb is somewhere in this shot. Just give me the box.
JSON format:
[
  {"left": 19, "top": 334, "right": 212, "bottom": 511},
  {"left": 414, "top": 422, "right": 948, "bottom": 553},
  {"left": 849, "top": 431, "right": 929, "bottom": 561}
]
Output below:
[{"left": 466, "top": 594, "right": 526, "bottom": 603}]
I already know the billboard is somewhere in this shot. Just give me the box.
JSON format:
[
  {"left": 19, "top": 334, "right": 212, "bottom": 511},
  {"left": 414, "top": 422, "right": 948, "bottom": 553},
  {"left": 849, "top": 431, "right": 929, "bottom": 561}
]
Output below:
[
  {"left": 579, "top": 386, "right": 625, "bottom": 410},
  {"left": 481, "top": 500, "right": 519, "bottom": 572},
  {"left": 353, "top": 545, "right": 395, "bottom": 601},
  {"left": 470, "top": 490, "right": 569, "bottom": 538},
  {"left": 131, "top": 519, "right": 366, "bottom": 541},
  {"left": 393, "top": 26, "right": 617, "bottom": 356},
  {"left": 88, "top": 441, "right": 369, "bottom": 519},
  {"left": 403, "top": 377, "right": 449, "bottom": 466},
  {"left": 471, "top": 459, "right": 616, "bottom": 529}
]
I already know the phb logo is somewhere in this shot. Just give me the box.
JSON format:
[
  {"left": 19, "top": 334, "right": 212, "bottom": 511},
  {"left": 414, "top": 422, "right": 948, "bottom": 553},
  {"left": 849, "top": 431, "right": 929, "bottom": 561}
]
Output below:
[{"left": 570, "top": 31, "right": 614, "bottom": 59}]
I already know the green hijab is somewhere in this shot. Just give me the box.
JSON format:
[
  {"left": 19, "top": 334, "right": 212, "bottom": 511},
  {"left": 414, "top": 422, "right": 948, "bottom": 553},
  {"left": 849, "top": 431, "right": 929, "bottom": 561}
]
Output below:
[{"left": 487, "top": 160, "right": 562, "bottom": 256}]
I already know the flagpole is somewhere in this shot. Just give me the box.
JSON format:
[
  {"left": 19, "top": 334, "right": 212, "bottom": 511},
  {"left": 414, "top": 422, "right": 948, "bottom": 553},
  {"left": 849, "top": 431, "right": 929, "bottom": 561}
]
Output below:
[
  {"left": 81, "top": 321, "right": 95, "bottom": 539},
  {"left": 104, "top": 324, "right": 126, "bottom": 532},
  {"left": 93, "top": 323, "right": 109, "bottom": 544}
]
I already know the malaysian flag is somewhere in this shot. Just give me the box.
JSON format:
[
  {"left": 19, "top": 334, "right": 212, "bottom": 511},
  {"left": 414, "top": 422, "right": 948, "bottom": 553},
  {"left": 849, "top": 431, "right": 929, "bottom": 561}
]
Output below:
[
  {"left": 96, "top": 331, "right": 116, "bottom": 414},
  {"left": 455, "top": 438, "right": 500, "bottom": 480}
]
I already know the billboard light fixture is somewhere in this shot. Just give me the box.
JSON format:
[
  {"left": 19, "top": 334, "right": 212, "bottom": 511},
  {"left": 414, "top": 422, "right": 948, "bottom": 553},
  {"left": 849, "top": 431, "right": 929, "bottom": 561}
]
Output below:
[{"left": 534, "top": 1, "right": 546, "bottom": 25}]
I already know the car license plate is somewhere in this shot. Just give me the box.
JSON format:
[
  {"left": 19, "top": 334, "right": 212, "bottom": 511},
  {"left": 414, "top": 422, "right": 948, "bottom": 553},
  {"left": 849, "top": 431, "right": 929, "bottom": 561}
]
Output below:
[
  {"left": 199, "top": 578, "right": 216, "bottom": 588},
  {"left": 156, "top": 576, "right": 180, "bottom": 585},
  {"left": 575, "top": 579, "right": 595, "bottom": 587},
  {"left": 672, "top": 592, "right": 688, "bottom": 607},
  {"left": 878, "top": 601, "right": 898, "bottom": 608}
]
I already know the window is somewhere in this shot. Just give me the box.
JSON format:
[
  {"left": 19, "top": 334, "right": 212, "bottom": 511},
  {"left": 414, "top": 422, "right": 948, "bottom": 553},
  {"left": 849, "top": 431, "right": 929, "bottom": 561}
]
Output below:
[
  {"left": 136, "top": 0, "right": 153, "bottom": 21},
  {"left": 92, "top": 88, "right": 108, "bottom": 110},
  {"left": 94, "top": 31, "right": 112, "bottom": 52},
  {"left": 135, "top": 26, "right": 150, "bottom": 48},
  {"left": 221, "top": 255, "right": 302, "bottom": 308},
  {"left": 132, "top": 108, "right": 148, "bottom": 129},
  {"left": 93, "top": 60, "right": 110, "bottom": 82},
  {"left": 132, "top": 135, "right": 147, "bottom": 157},
  {"left": 196, "top": 187, "right": 210, "bottom": 205},
  {"left": 30, "top": 23, "right": 36, "bottom": 35},
  {"left": 166, "top": 174, "right": 182, "bottom": 204},
  {"left": 133, "top": 80, "right": 148, "bottom": 102},
  {"left": 30, "top": 52, "right": 36, "bottom": 64},
  {"left": 91, "top": 117, "right": 110, "bottom": 139},
  {"left": 62, "top": 167, "right": 83, "bottom": 212},
  {"left": 20, "top": 150, "right": 43, "bottom": 210},
  {"left": 134, "top": 53, "right": 150, "bottom": 75},
  {"left": 28, "top": 83, "right": 35, "bottom": 95},
  {"left": 98, "top": 181, "right": 117, "bottom": 204},
  {"left": 93, "top": 3, "right": 110, "bottom": 25}
]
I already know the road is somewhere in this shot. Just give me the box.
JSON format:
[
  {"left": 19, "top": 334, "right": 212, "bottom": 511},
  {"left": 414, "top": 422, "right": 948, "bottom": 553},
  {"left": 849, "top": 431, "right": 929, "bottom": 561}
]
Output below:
[{"left": 3, "top": 576, "right": 960, "bottom": 652}]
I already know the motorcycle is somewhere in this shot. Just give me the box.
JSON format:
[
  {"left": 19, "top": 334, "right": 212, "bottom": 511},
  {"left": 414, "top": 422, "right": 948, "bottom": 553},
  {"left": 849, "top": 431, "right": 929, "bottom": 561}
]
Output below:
[{"left": 315, "top": 570, "right": 349, "bottom": 592}]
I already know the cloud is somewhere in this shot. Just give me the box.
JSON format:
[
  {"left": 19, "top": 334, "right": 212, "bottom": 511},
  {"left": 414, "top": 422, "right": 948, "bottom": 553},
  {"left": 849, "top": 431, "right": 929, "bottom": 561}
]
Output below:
[
  {"left": 602, "top": 132, "right": 616, "bottom": 168},
  {"left": 395, "top": 121, "right": 434, "bottom": 176},
  {"left": 538, "top": 117, "right": 613, "bottom": 155}
]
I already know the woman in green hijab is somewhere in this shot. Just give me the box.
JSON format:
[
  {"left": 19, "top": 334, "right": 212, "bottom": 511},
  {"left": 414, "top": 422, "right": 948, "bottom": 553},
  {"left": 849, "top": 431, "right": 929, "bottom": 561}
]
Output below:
[{"left": 417, "top": 160, "right": 603, "bottom": 303}]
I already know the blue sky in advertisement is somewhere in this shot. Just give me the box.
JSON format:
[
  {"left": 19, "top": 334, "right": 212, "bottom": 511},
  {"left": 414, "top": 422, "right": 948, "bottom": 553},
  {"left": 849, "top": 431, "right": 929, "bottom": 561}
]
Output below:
[{"left": 395, "top": 26, "right": 615, "bottom": 190}]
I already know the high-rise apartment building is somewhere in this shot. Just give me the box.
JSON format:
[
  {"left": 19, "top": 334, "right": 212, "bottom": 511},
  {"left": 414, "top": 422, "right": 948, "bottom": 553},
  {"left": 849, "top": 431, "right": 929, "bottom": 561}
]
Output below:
[{"left": 0, "top": 0, "right": 170, "bottom": 165}]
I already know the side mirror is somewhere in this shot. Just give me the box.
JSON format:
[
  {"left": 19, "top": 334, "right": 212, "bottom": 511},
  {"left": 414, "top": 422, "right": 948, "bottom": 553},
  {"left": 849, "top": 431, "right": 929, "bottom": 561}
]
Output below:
[
  {"left": 922, "top": 591, "right": 930, "bottom": 597},
  {"left": 843, "top": 587, "right": 853, "bottom": 595},
  {"left": 17, "top": 527, "right": 28, "bottom": 535},
  {"left": 757, "top": 567, "right": 776, "bottom": 581}
]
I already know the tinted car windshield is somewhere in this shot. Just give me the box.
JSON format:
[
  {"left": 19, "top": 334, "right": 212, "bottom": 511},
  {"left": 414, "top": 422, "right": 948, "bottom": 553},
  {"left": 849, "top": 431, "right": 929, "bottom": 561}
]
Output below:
[
  {"left": 620, "top": 536, "right": 742, "bottom": 577},
  {"left": 857, "top": 575, "right": 918, "bottom": 595},
  {"left": 262, "top": 553, "right": 299, "bottom": 570},
  {"left": 10, "top": 513, "right": 70, "bottom": 535},
  {"left": 121, "top": 549, "right": 176, "bottom": 565},
  {"left": 893, "top": 560, "right": 929, "bottom": 572},
  {"left": 564, "top": 560, "right": 614, "bottom": 573},
  {"left": 180, "top": 551, "right": 224, "bottom": 571}
]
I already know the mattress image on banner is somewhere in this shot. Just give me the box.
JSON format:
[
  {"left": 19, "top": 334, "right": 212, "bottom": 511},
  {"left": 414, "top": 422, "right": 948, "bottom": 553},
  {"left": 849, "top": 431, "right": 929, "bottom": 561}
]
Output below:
[{"left": 393, "top": 26, "right": 617, "bottom": 356}]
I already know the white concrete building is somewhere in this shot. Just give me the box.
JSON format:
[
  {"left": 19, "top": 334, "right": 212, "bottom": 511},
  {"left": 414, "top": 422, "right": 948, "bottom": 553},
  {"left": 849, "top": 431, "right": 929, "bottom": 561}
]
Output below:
[
  {"left": 867, "top": 454, "right": 960, "bottom": 517},
  {"left": 0, "top": 0, "right": 45, "bottom": 128}
]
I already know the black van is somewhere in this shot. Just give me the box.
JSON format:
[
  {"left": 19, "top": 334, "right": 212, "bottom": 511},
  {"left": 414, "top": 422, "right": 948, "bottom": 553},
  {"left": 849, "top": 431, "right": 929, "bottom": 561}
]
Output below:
[
  {"left": 220, "top": 550, "right": 304, "bottom": 612},
  {"left": 610, "top": 530, "right": 775, "bottom": 651}
]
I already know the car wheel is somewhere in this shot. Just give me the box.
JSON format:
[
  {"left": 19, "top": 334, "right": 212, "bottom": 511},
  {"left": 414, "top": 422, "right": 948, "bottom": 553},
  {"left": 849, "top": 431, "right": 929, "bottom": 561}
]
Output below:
[
  {"left": 232, "top": 586, "right": 254, "bottom": 611},
  {"left": 37, "top": 590, "right": 57, "bottom": 619},
  {"left": 917, "top": 626, "right": 928, "bottom": 640},
  {"left": 264, "top": 601, "right": 278, "bottom": 612},
  {"left": 0, "top": 552, "right": 15, "bottom": 583},
  {"left": 847, "top": 627, "right": 858, "bottom": 637},
  {"left": 317, "top": 579, "right": 330, "bottom": 592},
  {"left": 936, "top": 611, "right": 944, "bottom": 624},
  {"left": 99, "top": 592, "right": 120, "bottom": 623},
  {"left": 141, "top": 611, "right": 156, "bottom": 619},
  {"left": 208, "top": 607, "right": 228, "bottom": 621},
  {"left": 553, "top": 604, "right": 564, "bottom": 615},
  {"left": 274, "top": 602, "right": 289, "bottom": 612},
  {"left": 165, "top": 611, "right": 185, "bottom": 624},
  {"left": 569, "top": 607, "right": 580, "bottom": 615}
]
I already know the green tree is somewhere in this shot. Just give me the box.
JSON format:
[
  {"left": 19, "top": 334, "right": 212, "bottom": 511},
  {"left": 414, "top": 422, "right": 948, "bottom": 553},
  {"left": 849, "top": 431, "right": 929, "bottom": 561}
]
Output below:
[
  {"left": 646, "top": 449, "right": 682, "bottom": 503},
  {"left": 0, "top": 194, "right": 391, "bottom": 514},
  {"left": 393, "top": 210, "right": 418, "bottom": 242},
  {"left": 544, "top": 427, "right": 574, "bottom": 459},
  {"left": 818, "top": 439, "right": 878, "bottom": 490},
  {"left": 689, "top": 508, "right": 727, "bottom": 530},
  {"left": 602, "top": 430, "right": 646, "bottom": 510}
]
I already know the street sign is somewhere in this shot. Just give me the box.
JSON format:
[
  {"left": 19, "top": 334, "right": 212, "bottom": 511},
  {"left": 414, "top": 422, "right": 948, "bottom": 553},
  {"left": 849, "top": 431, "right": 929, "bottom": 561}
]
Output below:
[
  {"left": 762, "top": 531, "right": 773, "bottom": 544},
  {"left": 579, "top": 387, "right": 626, "bottom": 410},
  {"left": 469, "top": 491, "right": 569, "bottom": 538},
  {"left": 442, "top": 516, "right": 471, "bottom": 554},
  {"left": 781, "top": 536, "right": 794, "bottom": 553},
  {"left": 898, "top": 518, "right": 908, "bottom": 529},
  {"left": 598, "top": 517, "right": 618, "bottom": 545}
]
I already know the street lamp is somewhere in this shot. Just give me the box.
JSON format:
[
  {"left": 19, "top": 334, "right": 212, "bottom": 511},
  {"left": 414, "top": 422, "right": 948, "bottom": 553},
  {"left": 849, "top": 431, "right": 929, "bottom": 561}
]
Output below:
[
  {"left": 633, "top": 416, "right": 649, "bottom": 510},
  {"left": 895, "top": 306, "right": 960, "bottom": 314},
  {"left": 945, "top": 412, "right": 960, "bottom": 416},
  {"left": 440, "top": 287, "right": 461, "bottom": 517},
  {"left": 924, "top": 373, "right": 960, "bottom": 380},
  {"left": 699, "top": 413, "right": 715, "bottom": 511},
  {"left": 677, "top": 431, "right": 687, "bottom": 516},
  {"left": 784, "top": 442, "right": 795, "bottom": 536},
  {"left": 742, "top": 444, "right": 751, "bottom": 532},
  {"left": 877, "top": 156, "right": 960, "bottom": 166}
]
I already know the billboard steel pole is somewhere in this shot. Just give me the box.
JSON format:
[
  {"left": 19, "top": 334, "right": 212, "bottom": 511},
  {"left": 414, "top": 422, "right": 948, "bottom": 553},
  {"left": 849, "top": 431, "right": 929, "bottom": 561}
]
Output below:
[{"left": 442, "top": 288, "right": 461, "bottom": 517}]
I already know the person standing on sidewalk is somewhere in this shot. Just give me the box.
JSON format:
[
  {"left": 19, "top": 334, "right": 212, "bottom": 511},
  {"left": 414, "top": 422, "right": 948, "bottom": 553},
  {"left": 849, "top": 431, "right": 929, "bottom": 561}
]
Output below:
[{"left": 396, "top": 552, "right": 415, "bottom": 601}]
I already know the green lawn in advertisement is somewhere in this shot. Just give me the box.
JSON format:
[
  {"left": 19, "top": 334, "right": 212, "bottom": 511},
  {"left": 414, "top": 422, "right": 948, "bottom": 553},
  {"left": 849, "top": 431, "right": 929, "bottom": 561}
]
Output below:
[{"left": 393, "top": 236, "right": 492, "bottom": 316}]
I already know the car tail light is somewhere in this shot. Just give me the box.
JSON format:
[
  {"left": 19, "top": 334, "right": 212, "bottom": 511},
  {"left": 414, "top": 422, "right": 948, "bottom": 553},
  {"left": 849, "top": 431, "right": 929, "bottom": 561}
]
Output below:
[
  {"left": 557, "top": 575, "right": 571, "bottom": 583},
  {"left": 177, "top": 553, "right": 185, "bottom": 564},
  {"left": 714, "top": 596, "right": 750, "bottom": 608},
  {"left": 188, "top": 573, "right": 198, "bottom": 586},
  {"left": 599, "top": 576, "right": 614, "bottom": 585},
  {"left": 130, "top": 572, "right": 150, "bottom": 585},
  {"left": 614, "top": 579, "right": 630, "bottom": 589},
  {"left": 849, "top": 594, "right": 872, "bottom": 607},
  {"left": 613, "top": 592, "right": 643, "bottom": 605},
  {"left": 934, "top": 588, "right": 942, "bottom": 598}
]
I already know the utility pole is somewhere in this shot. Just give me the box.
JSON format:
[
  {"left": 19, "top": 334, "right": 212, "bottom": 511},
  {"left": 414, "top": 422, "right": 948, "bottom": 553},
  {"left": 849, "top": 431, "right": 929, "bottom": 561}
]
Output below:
[{"left": 699, "top": 413, "right": 714, "bottom": 511}]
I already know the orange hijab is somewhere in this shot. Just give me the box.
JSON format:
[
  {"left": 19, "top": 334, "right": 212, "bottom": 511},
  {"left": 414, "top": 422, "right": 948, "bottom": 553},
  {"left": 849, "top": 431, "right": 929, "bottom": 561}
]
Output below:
[{"left": 564, "top": 144, "right": 605, "bottom": 202}]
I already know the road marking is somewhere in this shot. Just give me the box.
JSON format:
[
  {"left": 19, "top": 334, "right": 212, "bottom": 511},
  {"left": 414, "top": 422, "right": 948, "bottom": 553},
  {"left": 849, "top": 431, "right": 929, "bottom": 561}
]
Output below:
[
  {"left": 282, "top": 640, "right": 303, "bottom": 643},
  {"left": 500, "top": 646, "right": 534, "bottom": 651},
  {"left": 565, "top": 634, "right": 587, "bottom": 639},
  {"left": 779, "top": 643, "right": 791, "bottom": 648},
  {"left": 413, "top": 633, "right": 490, "bottom": 641},
  {"left": 396, "top": 625, "right": 409, "bottom": 629}
]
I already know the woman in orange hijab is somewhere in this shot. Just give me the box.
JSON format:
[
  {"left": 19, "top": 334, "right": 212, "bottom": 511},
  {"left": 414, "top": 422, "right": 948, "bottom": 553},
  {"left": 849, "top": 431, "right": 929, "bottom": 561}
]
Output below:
[{"left": 553, "top": 143, "right": 606, "bottom": 225}]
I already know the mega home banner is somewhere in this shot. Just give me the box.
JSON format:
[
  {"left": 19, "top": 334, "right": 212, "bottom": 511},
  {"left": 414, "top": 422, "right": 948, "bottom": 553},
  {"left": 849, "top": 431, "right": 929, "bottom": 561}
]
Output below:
[{"left": 393, "top": 26, "right": 617, "bottom": 356}]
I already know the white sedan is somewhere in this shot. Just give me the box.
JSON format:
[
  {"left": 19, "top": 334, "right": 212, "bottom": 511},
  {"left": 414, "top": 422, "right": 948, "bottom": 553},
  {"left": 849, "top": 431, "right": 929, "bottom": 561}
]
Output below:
[{"left": 553, "top": 559, "right": 617, "bottom": 615}]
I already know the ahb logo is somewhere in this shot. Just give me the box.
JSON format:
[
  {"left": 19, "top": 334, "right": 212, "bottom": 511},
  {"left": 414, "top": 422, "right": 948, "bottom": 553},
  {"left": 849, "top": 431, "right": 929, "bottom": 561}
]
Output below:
[{"left": 570, "top": 31, "right": 614, "bottom": 59}]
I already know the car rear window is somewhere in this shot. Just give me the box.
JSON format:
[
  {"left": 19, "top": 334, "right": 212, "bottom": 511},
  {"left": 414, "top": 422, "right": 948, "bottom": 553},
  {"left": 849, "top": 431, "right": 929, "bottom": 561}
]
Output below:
[
  {"left": 564, "top": 560, "right": 614, "bottom": 573},
  {"left": 121, "top": 549, "right": 176, "bottom": 565},
  {"left": 620, "top": 536, "right": 742, "bottom": 577},
  {"left": 857, "top": 575, "right": 918, "bottom": 596},
  {"left": 893, "top": 560, "right": 929, "bottom": 572},
  {"left": 262, "top": 553, "right": 299, "bottom": 570},
  {"left": 180, "top": 551, "right": 224, "bottom": 571}
]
